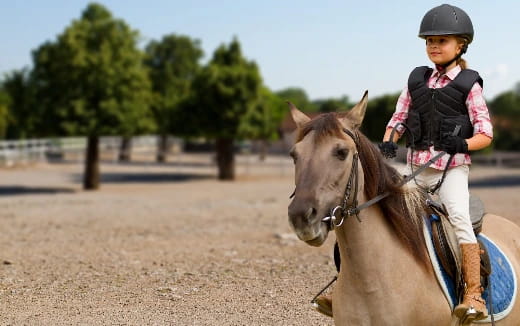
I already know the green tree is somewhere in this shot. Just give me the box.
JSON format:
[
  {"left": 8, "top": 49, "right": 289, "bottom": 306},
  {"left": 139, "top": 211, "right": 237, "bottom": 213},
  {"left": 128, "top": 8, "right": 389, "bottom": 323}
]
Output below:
[
  {"left": 0, "top": 88, "right": 10, "bottom": 138},
  {"left": 31, "top": 2, "right": 154, "bottom": 189},
  {"left": 178, "top": 38, "right": 262, "bottom": 180},
  {"left": 1, "top": 69, "right": 37, "bottom": 139},
  {"left": 362, "top": 92, "right": 400, "bottom": 141},
  {"left": 275, "top": 87, "right": 316, "bottom": 112},
  {"left": 312, "top": 96, "right": 351, "bottom": 113},
  {"left": 144, "top": 34, "right": 203, "bottom": 162},
  {"left": 239, "top": 86, "right": 286, "bottom": 159},
  {"left": 489, "top": 90, "right": 520, "bottom": 151}
]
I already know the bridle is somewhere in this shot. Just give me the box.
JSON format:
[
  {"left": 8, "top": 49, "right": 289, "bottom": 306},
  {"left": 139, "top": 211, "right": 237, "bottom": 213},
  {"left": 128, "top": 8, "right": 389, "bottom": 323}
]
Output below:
[
  {"left": 321, "top": 128, "right": 362, "bottom": 227},
  {"left": 321, "top": 126, "right": 448, "bottom": 229}
]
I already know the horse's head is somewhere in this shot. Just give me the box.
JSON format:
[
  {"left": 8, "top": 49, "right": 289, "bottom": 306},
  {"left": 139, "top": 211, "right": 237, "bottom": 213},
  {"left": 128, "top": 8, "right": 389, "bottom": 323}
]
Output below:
[{"left": 287, "top": 91, "right": 368, "bottom": 246}]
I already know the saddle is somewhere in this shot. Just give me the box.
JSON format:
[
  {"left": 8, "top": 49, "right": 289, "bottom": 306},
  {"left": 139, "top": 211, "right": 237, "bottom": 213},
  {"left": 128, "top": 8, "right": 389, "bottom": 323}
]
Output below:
[{"left": 429, "top": 194, "right": 492, "bottom": 303}]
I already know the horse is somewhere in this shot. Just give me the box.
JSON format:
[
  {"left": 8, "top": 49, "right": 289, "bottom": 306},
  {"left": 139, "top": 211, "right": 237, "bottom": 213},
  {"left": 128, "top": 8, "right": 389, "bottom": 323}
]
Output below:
[{"left": 287, "top": 91, "right": 520, "bottom": 325}]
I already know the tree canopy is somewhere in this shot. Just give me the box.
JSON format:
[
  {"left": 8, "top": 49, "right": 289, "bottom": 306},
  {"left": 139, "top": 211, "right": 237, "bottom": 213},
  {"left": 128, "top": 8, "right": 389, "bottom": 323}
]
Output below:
[
  {"left": 178, "top": 38, "right": 262, "bottom": 139},
  {"left": 144, "top": 34, "right": 203, "bottom": 134},
  {"left": 0, "top": 87, "right": 10, "bottom": 138},
  {"left": 31, "top": 2, "right": 154, "bottom": 137},
  {"left": 489, "top": 90, "right": 520, "bottom": 150},
  {"left": 362, "top": 93, "right": 400, "bottom": 141},
  {"left": 276, "top": 87, "right": 315, "bottom": 112},
  {"left": 238, "top": 86, "right": 286, "bottom": 141},
  {"left": 1, "top": 69, "right": 36, "bottom": 139}
]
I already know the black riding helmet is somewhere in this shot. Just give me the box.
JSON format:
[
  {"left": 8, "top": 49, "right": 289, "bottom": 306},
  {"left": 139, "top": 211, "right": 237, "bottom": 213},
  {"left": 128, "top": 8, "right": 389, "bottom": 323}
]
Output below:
[{"left": 419, "top": 4, "right": 474, "bottom": 68}]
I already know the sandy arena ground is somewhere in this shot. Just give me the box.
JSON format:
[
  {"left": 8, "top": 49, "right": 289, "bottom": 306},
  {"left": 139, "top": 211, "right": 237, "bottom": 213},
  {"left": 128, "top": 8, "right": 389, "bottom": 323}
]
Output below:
[{"left": 1, "top": 153, "right": 520, "bottom": 325}]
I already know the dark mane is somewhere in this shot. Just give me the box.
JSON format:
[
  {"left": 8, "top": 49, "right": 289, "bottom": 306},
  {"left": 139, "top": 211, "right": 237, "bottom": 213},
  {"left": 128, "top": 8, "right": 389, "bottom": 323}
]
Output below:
[{"left": 356, "top": 132, "right": 429, "bottom": 268}]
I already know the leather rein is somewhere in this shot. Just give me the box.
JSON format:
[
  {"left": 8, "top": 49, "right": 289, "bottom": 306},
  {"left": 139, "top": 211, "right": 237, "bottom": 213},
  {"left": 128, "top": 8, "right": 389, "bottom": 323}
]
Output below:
[{"left": 321, "top": 127, "right": 447, "bottom": 229}]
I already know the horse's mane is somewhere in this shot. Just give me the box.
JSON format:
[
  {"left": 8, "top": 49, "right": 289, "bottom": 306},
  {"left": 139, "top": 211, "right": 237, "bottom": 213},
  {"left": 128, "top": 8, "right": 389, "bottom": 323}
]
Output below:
[
  {"left": 356, "top": 131, "right": 430, "bottom": 269},
  {"left": 296, "top": 112, "right": 429, "bottom": 269}
]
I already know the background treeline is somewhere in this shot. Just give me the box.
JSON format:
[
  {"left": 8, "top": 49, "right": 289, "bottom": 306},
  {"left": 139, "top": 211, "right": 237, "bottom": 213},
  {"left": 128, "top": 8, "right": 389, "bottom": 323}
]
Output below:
[{"left": 0, "top": 3, "right": 518, "bottom": 188}]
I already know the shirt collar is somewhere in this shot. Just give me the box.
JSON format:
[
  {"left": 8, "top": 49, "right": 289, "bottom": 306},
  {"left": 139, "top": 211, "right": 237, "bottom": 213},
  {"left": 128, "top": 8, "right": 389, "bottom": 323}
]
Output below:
[{"left": 432, "top": 65, "right": 462, "bottom": 80}]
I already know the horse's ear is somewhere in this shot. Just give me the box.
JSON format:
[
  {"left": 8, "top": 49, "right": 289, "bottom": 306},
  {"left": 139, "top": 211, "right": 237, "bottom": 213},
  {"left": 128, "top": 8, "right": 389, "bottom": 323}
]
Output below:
[
  {"left": 341, "top": 90, "right": 368, "bottom": 129},
  {"left": 288, "top": 101, "right": 311, "bottom": 128}
]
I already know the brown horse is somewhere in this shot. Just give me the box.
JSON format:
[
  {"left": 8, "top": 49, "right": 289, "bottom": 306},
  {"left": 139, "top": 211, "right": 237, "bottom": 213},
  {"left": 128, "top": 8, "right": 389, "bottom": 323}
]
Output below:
[{"left": 287, "top": 92, "right": 520, "bottom": 325}]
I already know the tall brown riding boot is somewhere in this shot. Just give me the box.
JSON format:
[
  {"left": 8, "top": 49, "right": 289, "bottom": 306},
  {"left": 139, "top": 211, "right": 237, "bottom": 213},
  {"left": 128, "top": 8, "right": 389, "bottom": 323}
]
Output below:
[
  {"left": 453, "top": 243, "right": 488, "bottom": 321},
  {"left": 312, "top": 295, "right": 333, "bottom": 317}
]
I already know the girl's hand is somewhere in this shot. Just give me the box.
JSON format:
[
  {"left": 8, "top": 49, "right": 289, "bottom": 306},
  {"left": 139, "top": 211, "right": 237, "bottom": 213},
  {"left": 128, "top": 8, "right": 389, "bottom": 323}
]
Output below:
[{"left": 378, "top": 141, "right": 398, "bottom": 158}]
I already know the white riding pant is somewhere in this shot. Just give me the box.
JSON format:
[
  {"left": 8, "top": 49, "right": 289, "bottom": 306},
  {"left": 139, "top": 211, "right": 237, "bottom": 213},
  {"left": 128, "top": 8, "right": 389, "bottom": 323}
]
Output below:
[{"left": 404, "top": 164, "right": 477, "bottom": 244}]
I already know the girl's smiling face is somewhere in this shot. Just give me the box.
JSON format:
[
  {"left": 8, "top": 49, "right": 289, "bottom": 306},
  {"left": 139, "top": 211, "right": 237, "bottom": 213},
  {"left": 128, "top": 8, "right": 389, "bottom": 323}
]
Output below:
[{"left": 425, "top": 35, "right": 463, "bottom": 66}]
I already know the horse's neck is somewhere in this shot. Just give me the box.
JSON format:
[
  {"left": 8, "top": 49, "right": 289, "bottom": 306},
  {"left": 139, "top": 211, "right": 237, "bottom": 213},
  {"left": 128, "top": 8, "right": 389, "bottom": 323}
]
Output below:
[
  {"left": 335, "top": 204, "right": 415, "bottom": 279},
  {"left": 333, "top": 203, "right": 448, "bottom": 325},
  {"left": 334, "top": 170, "right": 428, "bottom": 280}
]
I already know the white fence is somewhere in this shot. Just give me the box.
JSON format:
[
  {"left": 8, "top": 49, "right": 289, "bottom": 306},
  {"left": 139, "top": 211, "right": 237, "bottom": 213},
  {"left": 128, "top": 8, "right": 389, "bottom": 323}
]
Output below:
[{"left": 0, "top": 136, "right": 180, "bottom": 167}]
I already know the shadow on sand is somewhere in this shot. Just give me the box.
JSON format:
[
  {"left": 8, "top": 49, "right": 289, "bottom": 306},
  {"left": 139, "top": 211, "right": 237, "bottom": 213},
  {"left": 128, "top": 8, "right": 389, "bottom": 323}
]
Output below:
[
  {"left": 73, "top": 172, "right": 215, "bottom": 184},
  {"left": 0, "top": 186, "right": 76, "bottom": 196},
  {"left": 470, "top": 175, "right": 520, "bottom": 188}
]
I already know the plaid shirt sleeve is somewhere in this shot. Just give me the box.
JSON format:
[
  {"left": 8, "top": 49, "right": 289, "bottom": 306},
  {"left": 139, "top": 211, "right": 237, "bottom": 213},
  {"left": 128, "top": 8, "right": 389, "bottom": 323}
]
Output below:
[
  {"left": 466, "top": 82, "right": 493, "bottom": 138},
  {"left": 386, "top": 87, "right": 411, "bottom": 135}
]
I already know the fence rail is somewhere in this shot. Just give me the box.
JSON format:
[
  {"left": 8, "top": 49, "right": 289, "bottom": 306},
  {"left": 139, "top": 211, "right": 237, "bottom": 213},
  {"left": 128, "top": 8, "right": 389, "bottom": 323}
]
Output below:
[
  {"left": 1, "top": 136, "right": 519, "bottom": 168},
  {"left": 0, "top": 136, "right": 181, "bottom": 167}
]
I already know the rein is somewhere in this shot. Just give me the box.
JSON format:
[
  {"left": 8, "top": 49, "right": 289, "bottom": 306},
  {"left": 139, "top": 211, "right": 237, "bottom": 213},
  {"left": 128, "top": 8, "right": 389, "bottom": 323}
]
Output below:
[{"left": 322, "top": 128, "right": 447, "bottom": 228}]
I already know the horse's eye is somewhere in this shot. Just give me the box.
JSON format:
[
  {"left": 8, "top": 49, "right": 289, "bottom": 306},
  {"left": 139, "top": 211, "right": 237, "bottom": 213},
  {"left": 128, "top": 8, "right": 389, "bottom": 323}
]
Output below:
[{"left": 335, "top": 148, "right": 348, "bottom": 161}]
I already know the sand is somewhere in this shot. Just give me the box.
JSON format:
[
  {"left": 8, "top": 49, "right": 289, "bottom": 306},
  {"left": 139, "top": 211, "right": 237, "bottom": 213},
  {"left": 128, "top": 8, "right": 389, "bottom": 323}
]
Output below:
[{"left": 1, "top": 154, "right": 519, "bottom": 325}]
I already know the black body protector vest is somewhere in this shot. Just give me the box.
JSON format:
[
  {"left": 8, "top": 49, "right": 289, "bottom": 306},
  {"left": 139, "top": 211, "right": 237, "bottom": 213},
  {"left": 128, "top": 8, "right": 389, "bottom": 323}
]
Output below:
[{"left": 405, "top": 66, "right": 483, "bottom": 150}]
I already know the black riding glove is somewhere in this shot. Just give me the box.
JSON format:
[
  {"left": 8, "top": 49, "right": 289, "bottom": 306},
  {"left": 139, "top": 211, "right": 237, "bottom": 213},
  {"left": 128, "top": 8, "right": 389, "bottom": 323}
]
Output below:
[
  {"left": 440, "top": 135, "right": 469, "bottom": 155},
  {"left": 378, "top": 141, "right": 398, "bottom": 159}
]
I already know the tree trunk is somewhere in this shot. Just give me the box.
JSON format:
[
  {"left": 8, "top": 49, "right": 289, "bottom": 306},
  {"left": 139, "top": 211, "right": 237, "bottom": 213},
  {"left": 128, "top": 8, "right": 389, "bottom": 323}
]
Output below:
[
  {"left": 258, "top": 139, "right": 268, "bottom": 161},
  {"left": 156, "top": 134, "right": 168, "bottom": 162},
  {"left": 84, "top": 136, "right": 100, "bottom": 190},
  {"left": 118, "top": 136, "right": 132, "bottom": 162},
  {"left": 216, "top": 138, "right": 235, "bottom": 180}
]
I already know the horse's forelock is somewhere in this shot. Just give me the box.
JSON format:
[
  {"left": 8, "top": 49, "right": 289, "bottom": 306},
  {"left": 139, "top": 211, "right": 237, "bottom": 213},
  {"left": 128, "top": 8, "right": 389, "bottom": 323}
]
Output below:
[{"left": 296, "top": 113, "right": 346, "bottom": 144}]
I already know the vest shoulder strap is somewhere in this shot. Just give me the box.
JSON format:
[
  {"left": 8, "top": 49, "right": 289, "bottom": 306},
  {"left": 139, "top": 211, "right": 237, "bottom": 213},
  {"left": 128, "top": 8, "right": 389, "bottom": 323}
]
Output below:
[
  {"left": 449, "top": 69, "right": 484, "bottom": 96},
  {"left": 408, "top": 66, "right": 433, "bottom": 91}
]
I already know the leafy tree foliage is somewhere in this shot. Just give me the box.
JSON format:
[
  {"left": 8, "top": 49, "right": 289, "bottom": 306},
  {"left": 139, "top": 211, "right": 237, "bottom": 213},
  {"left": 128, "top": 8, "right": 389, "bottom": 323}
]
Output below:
[
  {"left": 275, "top": 87, "right": 316, "bottom": 112},
  {"left": 239, "top": 86, "right": 285, "bottom": 141},
  {"left": 0, "top": 87, "right": 10, "bottom": 138},
  {"left": 179, "top": 38, "right": 262, "bottom": 179},
  {"left": 362, "top": 93, "right": 400, "bottom": 141},
  {"left": 489, "top": 90, "right": 520, "bottom": 151},
  {"left": 31, "top": 3, "right": 153, "bottom": 189},
  {"left": 144, "top": 34, "right": 203, "bottom": 161},
  {"left": 1, "top": 69, "right": 36, "bottom": 139},
  {"left": 312, "top": 96, "right": 351, "bottom": 113},
  {"left": 239, "top": 87, "right": 286, "bottom": 159}
]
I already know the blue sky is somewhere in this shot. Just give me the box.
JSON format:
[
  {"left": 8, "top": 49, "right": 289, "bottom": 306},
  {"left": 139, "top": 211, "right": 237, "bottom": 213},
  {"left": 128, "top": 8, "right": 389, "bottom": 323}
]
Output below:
[{"left": 1, "top": 1, "right": 518, "bottom": 102}]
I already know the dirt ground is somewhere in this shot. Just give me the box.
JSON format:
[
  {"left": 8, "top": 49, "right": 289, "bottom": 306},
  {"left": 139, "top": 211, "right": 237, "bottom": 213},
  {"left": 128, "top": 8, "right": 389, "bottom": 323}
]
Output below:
[{"left": 1, "top": 154, "right": 519, "bottom": 325}]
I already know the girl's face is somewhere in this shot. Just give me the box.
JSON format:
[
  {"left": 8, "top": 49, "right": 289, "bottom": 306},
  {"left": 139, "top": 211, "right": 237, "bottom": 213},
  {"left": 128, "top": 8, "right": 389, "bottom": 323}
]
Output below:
[{"left": 425, "top": 35, "right": 463, "bottom": 66}]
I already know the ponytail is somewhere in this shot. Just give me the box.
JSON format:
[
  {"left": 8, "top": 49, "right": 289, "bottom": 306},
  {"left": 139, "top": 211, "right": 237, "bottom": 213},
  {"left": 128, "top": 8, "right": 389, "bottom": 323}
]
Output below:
[{"left": 457, "top": 57, "right": 468, "bottom": 69}]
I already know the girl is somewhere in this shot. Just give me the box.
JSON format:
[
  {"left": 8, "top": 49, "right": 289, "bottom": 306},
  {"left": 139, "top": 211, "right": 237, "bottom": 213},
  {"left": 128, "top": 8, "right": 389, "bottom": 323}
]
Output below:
[{"left": 380, "top": 4, "right": 493, "bottom": 321}]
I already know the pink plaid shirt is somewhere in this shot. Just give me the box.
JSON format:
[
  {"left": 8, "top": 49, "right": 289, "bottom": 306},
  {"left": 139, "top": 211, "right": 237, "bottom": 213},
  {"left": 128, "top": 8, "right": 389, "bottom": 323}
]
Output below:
[{"left": 387, "top": 65, "right": 493, "bottom": 170}]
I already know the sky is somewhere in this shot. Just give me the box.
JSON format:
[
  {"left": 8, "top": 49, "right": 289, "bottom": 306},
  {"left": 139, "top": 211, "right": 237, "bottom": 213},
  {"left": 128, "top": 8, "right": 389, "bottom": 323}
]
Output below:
[{"left": 1, "top": 1, "right": 519, "bottom": 102}]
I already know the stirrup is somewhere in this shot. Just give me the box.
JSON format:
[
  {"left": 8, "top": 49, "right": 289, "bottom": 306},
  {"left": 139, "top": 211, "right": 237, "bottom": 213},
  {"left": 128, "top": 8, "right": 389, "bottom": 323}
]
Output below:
[
  {"left": 311, "top": 296, "right": 333, "bottom": 318},
  {"left": 455, "top": 305, "right": 487, "bottom": 324}
]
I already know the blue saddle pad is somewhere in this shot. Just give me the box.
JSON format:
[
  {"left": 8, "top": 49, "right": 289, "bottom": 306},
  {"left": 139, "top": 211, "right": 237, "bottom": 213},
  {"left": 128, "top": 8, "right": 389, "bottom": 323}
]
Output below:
[{"left": 425, "top": 216, "right": 517, "bottom": 321}]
